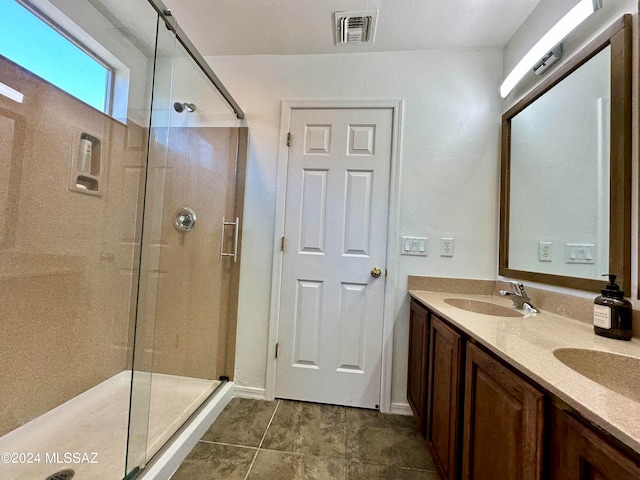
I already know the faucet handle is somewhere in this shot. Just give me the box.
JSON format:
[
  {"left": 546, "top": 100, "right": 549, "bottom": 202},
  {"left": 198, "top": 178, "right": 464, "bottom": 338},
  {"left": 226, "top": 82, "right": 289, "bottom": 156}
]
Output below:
[
  {"left": 513, "top": 282, "right": 533, "bottom": 301},
  {"left": 508, "top": 281, "right": 523, "bottom": 295},
  {"left": 501, "top": 281, "right": 538, "bottom": 313}
]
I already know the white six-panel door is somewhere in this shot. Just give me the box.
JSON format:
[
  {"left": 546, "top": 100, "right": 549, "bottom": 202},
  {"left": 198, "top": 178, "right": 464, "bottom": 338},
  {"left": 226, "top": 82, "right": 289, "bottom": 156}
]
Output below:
[{"left": 275, "top": 107, "right": 393, "bottom": 409}]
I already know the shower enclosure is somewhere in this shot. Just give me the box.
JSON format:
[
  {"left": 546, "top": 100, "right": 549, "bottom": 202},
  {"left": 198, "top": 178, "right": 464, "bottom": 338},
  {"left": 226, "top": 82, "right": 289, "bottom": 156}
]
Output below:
[{"left": 0, "top": 1, "right": 246, "bottom": 479}]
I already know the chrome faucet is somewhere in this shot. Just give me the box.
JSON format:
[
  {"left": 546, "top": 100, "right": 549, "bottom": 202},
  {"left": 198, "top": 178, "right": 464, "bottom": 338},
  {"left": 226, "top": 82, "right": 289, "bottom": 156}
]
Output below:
[{"left": 499, "top": 282, "right": 539, "bottom": 314}]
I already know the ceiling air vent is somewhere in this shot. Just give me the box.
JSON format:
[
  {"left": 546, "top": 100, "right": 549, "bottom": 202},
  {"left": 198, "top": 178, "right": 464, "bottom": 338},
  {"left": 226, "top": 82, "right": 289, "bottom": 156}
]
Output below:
[{"left": 334, "top": 10, "right": 378, "bottom": 45}]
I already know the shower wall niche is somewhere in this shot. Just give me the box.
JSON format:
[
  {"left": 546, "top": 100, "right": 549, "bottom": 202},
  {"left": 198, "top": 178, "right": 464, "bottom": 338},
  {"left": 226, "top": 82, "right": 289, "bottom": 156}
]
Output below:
[{"left": 70, "top": 131, "right": 104, "bottom": 195}]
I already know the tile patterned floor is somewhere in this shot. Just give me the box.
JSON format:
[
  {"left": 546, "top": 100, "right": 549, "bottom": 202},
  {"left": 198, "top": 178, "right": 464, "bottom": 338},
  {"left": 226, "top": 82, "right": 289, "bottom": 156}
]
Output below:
[{"left": 171, "top": 398, "right": 440, "bottom": 480}]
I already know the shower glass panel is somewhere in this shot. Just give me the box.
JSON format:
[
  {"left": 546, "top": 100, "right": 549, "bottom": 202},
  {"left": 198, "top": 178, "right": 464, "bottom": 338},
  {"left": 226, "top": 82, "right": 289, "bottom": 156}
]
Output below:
[
  {"left": 124, "top": 13, "right": 176, "bottom": 477},
  {"left": 0, "top": 0, "right": 157, "bottom": 478},
  {"left": 0, "top": 1, "right": 245, "bottom": 479},
  {"left": 126, "top": 11, "right": 245, "bottom": 476}
]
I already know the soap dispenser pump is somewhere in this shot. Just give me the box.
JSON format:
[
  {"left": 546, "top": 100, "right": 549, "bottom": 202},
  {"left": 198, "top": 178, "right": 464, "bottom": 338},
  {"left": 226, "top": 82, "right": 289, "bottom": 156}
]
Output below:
[{"left": 593, "top": 274, "right": 632, "bottom": 340}]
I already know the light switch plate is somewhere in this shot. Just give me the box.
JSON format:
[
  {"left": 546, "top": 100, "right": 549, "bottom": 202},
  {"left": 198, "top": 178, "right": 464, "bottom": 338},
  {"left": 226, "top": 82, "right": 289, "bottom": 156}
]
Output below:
[
  {"left": 401, "top": 236, "right": 428, "bottom": 256},
  {"left": 565, "top": 243, "right": 595, "bottom": 264}
]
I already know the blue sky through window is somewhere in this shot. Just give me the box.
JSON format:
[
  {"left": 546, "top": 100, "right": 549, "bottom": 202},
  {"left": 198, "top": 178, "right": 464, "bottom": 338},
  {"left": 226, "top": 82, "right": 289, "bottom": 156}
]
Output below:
[{"left": 0, "top": 0, "right": 110, "bottom": 111}]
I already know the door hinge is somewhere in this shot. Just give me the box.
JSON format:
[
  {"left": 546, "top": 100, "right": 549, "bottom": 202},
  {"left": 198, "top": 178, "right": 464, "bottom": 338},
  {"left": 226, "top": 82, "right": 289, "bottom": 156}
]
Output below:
[
  {"left": 281, "top": 236, "right": 286, "bottom": 252},
  {"left": 275, "top": 343, "right": 279, "bottom": 359},
  {"left": 287, "top": 132, "right": 291, "bottom": 147}
]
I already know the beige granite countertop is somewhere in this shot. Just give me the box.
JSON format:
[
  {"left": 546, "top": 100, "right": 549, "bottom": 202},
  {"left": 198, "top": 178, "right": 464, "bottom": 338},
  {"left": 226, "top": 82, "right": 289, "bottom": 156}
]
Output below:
[{"left": 409, "top": 289, "right": 640, "bottom": 455}]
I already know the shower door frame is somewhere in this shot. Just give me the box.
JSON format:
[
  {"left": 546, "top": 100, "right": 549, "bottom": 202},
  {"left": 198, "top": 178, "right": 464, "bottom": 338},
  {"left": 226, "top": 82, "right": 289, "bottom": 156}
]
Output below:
[{"left": 145, "top": 0, "right": 244, "bottom": 120}]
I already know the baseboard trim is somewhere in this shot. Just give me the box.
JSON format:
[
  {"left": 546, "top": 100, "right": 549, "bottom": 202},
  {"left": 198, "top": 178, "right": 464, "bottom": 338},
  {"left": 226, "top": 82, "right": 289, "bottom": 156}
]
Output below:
[
  {"left": 390, "top": 402, "right": 413, "bottom": 416},
  {"left": 233, "top": 386, "right": 410, "bottom": 416},
  {"left": 233, "top": 385, "right": 267, "bottom": 400}
]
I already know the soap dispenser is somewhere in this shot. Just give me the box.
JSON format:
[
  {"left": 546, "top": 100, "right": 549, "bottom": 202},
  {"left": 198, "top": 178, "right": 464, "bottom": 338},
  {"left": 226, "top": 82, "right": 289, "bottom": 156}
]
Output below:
[{"left": 593, "top": 274, "right": 632, "bottom": 341}]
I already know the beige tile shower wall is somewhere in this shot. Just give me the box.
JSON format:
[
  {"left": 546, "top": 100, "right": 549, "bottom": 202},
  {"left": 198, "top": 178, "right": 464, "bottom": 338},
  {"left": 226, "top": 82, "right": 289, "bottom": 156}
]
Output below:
[
  {"left": 0, "top": 57, "right": 147, "bottom": 436},
  {"left": 146, "top": 127, "right": 239, "bottom": 380}
]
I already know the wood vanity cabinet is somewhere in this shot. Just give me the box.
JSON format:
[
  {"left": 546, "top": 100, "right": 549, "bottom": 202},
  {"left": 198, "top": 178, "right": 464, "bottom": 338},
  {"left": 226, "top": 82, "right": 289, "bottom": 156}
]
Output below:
[
  {"left": 407, "top": 297, "right": 640, "bottom": 480},
  {"left": 407, "top": 299, "right": 430, "bottom": 433},
  {"left": 426, "top": 315, "right": 463, "bottom": 480},
  {"left": 550, "top": 404, "right": 640, "bottom": 480},
  {"left": 462, "top": 342, "right": 545, "bottom": 480}
]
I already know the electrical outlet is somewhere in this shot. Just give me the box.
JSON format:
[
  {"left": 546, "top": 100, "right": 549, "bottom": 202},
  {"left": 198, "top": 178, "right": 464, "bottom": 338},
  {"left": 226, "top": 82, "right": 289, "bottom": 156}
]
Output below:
[
  {"left": 440, "top": 237, "right": 454, "bottom": 257},
  {"left": 538, "top": 242, "right": 552, "bottom": 262}
]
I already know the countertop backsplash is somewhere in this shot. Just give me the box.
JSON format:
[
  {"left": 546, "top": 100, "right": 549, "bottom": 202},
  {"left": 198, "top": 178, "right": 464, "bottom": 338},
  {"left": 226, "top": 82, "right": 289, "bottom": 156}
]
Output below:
[{"left": 408, "top": 275, "right": 640, "bottom": 339}]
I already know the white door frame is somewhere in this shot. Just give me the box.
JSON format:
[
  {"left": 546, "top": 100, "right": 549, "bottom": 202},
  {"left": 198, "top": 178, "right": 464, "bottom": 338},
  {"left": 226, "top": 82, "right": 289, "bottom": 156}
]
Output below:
[{"left": 265, "top": 99, "right": 403, "bottom": 413}]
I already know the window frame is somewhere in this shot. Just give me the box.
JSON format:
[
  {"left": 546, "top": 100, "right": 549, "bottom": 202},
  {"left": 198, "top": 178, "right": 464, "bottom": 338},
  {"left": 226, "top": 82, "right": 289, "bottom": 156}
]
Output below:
[{"left": 12, "top": 0, "right": 116, "bottom": 115}]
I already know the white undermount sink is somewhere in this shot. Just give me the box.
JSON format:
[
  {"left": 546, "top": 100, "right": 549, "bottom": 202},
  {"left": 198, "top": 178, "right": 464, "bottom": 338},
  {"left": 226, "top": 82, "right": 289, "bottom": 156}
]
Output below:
[{"left": 443, "top": 298, "right": 524, "bottom": 318}]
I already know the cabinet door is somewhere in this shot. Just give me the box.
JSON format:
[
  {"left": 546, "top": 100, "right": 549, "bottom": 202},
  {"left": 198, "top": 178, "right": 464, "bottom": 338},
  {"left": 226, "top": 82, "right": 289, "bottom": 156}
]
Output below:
[
  {"left": 550, "top": 406, "right": 640, "bottom": 480},
  {"left": 426, "top": 314, "right": 463, "bottom": 480},
  {"left": 462, "top": 342, "right": 545, "bottom": 480},
  {"left": 407, "top": 299, "right": 429, "bottom": 432}
]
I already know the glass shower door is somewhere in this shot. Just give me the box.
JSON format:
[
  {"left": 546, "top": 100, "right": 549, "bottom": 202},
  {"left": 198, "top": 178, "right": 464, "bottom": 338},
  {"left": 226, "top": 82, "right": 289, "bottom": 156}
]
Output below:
[
  {"left": 126, "top": 13, "right": 245, "bottom": 476},
  {"left": 125, "top": 12, "right": 176, "bottom": 477}
]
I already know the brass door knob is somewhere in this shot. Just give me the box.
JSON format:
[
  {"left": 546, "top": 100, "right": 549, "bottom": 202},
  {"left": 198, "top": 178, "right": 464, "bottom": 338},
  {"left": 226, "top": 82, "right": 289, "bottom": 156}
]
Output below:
[{"left": 371, "top": 267, "right": 382, "bottom": 278}]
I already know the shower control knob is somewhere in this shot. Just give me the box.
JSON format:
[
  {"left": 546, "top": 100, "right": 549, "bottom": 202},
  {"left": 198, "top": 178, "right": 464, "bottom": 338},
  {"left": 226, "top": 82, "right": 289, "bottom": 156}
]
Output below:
[{"left": 174, "top": 207, "right": 197, "bottom": 232}]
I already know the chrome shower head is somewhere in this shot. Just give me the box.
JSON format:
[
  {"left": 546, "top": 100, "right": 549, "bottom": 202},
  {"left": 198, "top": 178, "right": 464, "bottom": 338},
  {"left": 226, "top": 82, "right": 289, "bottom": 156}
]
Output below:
[{"left": 173, "top": 102, "right": 196, "bottom": 113}]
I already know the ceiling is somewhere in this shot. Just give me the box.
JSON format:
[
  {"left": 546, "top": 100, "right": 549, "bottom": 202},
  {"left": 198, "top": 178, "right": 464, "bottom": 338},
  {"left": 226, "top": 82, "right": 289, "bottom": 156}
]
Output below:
[{"left": 162, "top": 0, "right": 541, "bottom": 56}]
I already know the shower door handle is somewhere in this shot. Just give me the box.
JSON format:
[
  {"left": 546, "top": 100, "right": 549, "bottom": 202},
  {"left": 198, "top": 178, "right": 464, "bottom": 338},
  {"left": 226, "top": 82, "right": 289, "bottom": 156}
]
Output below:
[{"left": 221, "top": 216, "right": 240, "bottom": 262}]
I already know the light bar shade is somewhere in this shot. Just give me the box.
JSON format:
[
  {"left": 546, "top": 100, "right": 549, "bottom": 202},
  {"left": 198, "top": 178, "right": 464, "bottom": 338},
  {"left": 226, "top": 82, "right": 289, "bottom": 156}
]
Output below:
[{"left": 500, "top": 0, "right": 601, "bottom": 98}]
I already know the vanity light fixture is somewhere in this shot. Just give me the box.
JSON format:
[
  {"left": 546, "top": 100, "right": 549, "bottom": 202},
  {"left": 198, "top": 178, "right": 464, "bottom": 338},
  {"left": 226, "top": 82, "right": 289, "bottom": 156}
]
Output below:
[
  {"left": 533, "top": 44, "right": 563, "bottom": 76},
  {"left": 0, "top": 81, "right": 24, "bottom": 103},
  {"left": 500, "top": 0, "right": 602, "bottom": 98}
]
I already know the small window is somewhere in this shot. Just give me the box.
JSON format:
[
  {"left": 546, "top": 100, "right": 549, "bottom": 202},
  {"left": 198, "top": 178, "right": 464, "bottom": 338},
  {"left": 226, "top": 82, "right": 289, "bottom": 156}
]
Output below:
[{"left": 1, "top": 0, "right": 113, "bottom": 113}]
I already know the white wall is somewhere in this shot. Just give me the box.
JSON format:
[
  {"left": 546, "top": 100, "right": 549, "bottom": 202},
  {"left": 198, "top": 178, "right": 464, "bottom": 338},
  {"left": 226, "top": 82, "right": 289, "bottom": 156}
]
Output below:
[{"left": 205, "top": 49, "right": 504, "bottom": 405}]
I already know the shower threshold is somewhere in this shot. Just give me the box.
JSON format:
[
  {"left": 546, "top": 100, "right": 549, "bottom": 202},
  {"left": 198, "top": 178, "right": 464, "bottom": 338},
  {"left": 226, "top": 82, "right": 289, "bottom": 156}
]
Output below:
[{"left": 0, "top": 371, "right": 222, "bottom": 480}]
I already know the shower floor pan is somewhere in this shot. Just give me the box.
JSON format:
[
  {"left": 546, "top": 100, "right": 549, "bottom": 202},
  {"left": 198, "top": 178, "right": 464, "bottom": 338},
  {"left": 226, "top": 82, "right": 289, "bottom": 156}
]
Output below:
[{"left": 0, "top": 371, "right": 220, "bottom": 480}]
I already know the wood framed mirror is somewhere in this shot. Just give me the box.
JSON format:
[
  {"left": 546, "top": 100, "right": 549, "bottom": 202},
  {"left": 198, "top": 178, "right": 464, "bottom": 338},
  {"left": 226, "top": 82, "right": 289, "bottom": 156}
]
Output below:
[{"left": 499, "top": 15, "right": 632, "bottom": 293}]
